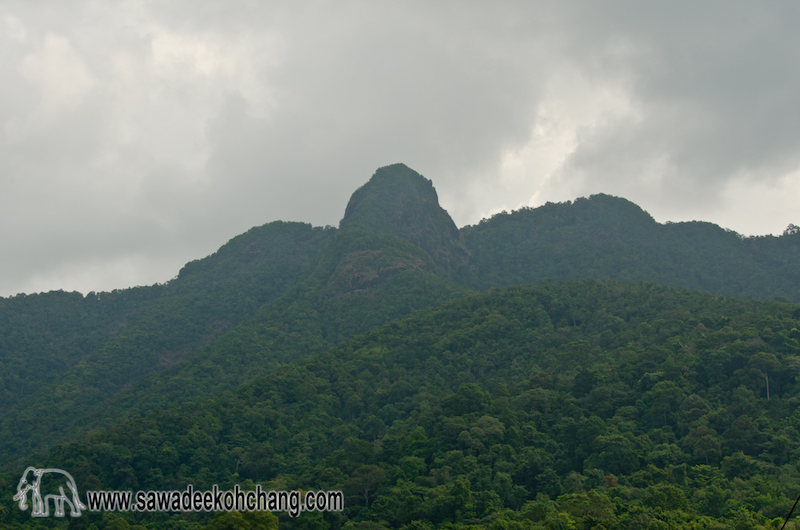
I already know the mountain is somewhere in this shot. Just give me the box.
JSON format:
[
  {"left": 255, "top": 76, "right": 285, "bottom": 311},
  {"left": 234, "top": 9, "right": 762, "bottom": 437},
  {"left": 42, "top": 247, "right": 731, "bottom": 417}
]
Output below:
[
  {"left": 341, "top": 163, "right": 470, "bottom": 277},
  {"left": 3, "top": 163, "right": 800, "bottom": 530},
  {"left": 2, "top": 162, "right": 800, "bottom": 466},
  {"left": 0, "top": 165, "right": 470, "bottom": 462}
]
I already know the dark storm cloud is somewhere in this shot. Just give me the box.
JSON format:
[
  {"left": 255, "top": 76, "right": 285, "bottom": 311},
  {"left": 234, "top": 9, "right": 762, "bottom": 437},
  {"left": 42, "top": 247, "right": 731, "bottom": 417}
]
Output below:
[
  {"left": 1, "top": 1, "right": 799, "bottom": 295},
  {"left": 199, "top": 2, "right": 552, "bottom": 224},
  {"left": 560, "top": 3, "right": 800, "bottom": 189}
]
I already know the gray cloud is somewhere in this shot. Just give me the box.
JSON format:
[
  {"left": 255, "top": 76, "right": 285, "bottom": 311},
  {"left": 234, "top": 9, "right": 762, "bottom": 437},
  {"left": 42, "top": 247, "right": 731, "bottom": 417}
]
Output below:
[{"left": 1, "top": 1, "right": 799, "bottom": 296}]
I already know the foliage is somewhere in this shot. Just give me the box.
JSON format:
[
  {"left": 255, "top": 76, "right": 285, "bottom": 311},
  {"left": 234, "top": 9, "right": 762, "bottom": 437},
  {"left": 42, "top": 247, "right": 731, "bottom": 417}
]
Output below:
[
  {"left": 3, "top": 165, "right": 800, "bottom": 530},
  {"left": 4, "top": 281, "right": 800, "bottom": 529},
  {"left": 0, "top": 221, "right": 333, "bottom": 461},
  {"left": 462, "top": 194, "right": 800, "bottom": 301}
]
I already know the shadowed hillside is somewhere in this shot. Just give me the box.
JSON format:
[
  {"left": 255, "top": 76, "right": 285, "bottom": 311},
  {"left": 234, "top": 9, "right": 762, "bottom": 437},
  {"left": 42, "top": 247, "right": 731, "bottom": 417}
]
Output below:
[
  {"left": 1, "top": 163, "right": 800, "bottom": 469},
  {"left": 463, "top": 193, "right": 800, "bottom": 300},
  {"left": 0, "top": 165, "right": 470, "bottom": 462},
  {"left": 13, "top": 281, "right": 800, "bottom": 530}
]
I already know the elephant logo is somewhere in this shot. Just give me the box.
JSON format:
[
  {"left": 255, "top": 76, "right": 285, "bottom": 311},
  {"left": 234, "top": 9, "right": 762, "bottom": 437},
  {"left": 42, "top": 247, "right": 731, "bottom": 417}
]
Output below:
[{"left": 12, "top": 467, "right": 86, "bottom": 517}]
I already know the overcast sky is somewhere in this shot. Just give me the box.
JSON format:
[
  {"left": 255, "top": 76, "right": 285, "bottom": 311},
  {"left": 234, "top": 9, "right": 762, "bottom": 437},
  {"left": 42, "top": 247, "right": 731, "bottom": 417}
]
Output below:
[{"left": 2, "top": 1, "right": 800, "bottom": 296}]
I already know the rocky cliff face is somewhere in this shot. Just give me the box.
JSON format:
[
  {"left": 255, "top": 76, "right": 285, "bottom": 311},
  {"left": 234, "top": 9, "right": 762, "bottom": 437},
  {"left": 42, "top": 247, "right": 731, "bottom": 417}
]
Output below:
[{"left": 340, "top": 163, "right": 470, "bottom": 276}]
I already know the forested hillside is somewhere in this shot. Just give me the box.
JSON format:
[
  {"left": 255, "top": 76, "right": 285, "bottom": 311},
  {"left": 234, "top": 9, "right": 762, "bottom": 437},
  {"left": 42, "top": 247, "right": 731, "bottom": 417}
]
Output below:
[
  {"left": 4, "top": 281, "right": 800, "bottom": 529},
  {"left": 463, "top": 194, "right": 800, "bottom": 300},
  {"left": 3, "top": 164, "right": 800, "bottom": 530},
  {"left": 0, "top": 165, "right": 471, "bottom": 463},
  {"left": 0, "top": 221, "right": 335, "bottom": 460}
]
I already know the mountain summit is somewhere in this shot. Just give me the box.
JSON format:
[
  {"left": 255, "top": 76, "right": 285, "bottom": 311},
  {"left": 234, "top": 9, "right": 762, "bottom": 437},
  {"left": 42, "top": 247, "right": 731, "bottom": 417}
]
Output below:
[
  {"left": 340, "top": 163, "right": 470, "bottom": 274},
  {"left": 2, "top": 163, "right": 800, "bottom": 465}
]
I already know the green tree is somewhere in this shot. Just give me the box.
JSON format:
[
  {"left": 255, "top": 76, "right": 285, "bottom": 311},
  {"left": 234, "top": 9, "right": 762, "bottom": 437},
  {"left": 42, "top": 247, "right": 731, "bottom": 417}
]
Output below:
[
  {"left": 345, "top": 465, "right": 386, "bottom": 508},
  {"left": 648, "top": 381, "right": 685, "bottom": 425},
  {"left": 749, "top": 351, "right": 781, "bottom": 400},
  {"left": 558, "top": 490, "right": 615, "bottom": 524},
  {"left": 693, "top": 435, "right": 722, "bottom": 465}
]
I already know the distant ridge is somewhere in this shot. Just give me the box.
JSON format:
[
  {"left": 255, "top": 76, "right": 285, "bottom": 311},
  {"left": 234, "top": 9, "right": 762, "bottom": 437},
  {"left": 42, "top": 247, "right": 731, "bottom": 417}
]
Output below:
[
  {"left": 1, "top": 163, "right": 800, "bottom": 465},
  {"left": 462, "top": 192, "right": 800, "bottom": 300}
]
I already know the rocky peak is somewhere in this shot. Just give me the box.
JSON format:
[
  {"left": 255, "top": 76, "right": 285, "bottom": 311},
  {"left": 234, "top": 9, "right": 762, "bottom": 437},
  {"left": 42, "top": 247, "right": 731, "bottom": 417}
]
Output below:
[{"left": 340, "top": 164, "right": 470, "bottom": 273}]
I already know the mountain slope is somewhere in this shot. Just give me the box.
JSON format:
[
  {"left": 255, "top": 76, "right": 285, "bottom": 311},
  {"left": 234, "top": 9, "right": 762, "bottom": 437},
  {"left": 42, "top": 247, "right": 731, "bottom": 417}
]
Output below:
[
  {"left": 463, "top": 193, "right": 800, "bottom": 300},
  {"left": 3, "top": 163, "right": 800, "bottom": 467},
  {"left": 18, "top": 281, "right": 800, "bottom": 529},
  {"left": 0, "top": 221, "right": 334, "bottom": 460},
  {"left": 0, "top": 165, "right": 470, "bottom": 462},
  {"left": 100, "top": 226, "right": 471, "bottom": 416},
  {"left": 0, "top": 285, "right": 164, "bottom": 406}
]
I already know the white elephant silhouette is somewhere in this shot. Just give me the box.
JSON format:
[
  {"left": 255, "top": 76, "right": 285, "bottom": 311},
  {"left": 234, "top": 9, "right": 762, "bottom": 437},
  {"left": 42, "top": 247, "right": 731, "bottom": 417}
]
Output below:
[{"left": 12, "top": 467, "right": 86, "bottom": 517}]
